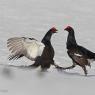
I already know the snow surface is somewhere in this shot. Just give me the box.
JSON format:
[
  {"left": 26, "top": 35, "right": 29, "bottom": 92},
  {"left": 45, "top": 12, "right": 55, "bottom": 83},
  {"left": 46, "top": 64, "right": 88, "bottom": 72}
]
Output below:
[{"left": 0, "top": 0, "right": 95, "bottom": 95}]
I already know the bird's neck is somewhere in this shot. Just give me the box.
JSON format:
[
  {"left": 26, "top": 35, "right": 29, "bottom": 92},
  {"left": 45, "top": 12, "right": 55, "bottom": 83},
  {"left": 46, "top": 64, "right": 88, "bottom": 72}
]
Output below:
[
  {"left": 42, "top": 31, "right": 52, "bottom": 45},
  {"left": 67, "top": 30, "right": 77, "bottom": 49}
]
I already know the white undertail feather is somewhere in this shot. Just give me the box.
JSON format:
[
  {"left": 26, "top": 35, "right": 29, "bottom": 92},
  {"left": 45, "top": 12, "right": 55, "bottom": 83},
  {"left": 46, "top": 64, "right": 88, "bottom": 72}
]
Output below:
[{"left": 7, "top": 37, "right": 45, "bottom": 61}]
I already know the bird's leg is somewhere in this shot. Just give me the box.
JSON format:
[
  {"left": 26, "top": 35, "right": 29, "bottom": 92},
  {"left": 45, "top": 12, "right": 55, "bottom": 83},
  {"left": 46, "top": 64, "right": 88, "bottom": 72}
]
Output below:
[
  {"left": 41, "top": 67, "right": 48, "bottom": 72},
  {"left": 82, "top": 66, "right": 88, "bottom": 76},
  {"left": 63, "top": 61, "right": 76, "bottom": 70},
  {"left": 40, "top": 64, "right": 51, "bottom": 72},
  {"left": 54, "top": 64, "right": 64, "bottom": 69},
  {"left": 52, "top": 62, "right": 65, "bottom": 70}
]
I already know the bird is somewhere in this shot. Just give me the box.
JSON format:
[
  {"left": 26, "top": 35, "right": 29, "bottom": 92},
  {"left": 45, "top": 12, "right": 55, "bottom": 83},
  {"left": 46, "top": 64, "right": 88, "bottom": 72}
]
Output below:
[
  {"left": 7, "top": 27, "right": 60, "bottom": 70},
  {"left": 63, "top": 26, "right": 95, "bottom": 76}
]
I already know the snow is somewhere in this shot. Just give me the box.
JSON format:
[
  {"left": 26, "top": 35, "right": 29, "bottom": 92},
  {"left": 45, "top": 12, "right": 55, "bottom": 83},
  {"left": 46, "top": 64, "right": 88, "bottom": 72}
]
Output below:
[{"left": 0, "top": 0, "right": 95, "bottom": 95}]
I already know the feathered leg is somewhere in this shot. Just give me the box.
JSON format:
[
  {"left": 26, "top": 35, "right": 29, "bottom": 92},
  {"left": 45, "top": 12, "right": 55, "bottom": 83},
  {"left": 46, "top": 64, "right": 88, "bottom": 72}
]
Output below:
[{"left": 81, "top": 66, "right": 88, "bottom": 76}]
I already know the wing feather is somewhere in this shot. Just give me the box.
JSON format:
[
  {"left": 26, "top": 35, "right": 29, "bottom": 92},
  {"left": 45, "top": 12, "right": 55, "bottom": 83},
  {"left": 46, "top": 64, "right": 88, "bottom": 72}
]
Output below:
[{"left": 7, "top": 37, "right": 45, "bottom": 61}]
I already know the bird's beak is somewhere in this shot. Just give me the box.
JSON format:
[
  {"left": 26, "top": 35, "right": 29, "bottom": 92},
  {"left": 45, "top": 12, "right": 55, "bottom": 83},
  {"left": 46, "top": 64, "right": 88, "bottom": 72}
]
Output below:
[
  {"left": 55, "top": 29, "right": 58, "bottom": 33},
  {"left": 64, "top": 28, "right": 67, "bottom": 31},
  {"left": 55, "top": 31, "right": 58, "bottom": 33}
]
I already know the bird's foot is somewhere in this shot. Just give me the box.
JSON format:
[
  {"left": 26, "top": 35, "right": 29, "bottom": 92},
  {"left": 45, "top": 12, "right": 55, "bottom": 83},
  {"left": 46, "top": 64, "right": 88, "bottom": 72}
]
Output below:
[
  {"left": 40, "top": 68, "right": 48, "bottom": 72},
  {"left": 84, "top": 70, "right": 88, "bottom": 76},
  {"left": 55, "top": 65, "right": 66, "bottom": 71},
  {"left": 85, "top": 73, "right": 87, "bottom": 76}
]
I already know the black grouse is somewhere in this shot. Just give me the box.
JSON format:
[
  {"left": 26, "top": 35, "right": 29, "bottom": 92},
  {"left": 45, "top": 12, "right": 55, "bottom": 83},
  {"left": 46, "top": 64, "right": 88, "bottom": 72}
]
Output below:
[
  {"left": 64, "top": 26, "right": 95, "bottom": 76},
  {"left": 7, "top": 27, "right": 59, "bottom": 70}
]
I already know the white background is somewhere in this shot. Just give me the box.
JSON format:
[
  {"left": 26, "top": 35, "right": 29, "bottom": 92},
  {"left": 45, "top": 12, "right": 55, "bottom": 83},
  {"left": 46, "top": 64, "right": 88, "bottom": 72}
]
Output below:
[{"left": 0, "top": 0, "right": 95, "bottom": 95}]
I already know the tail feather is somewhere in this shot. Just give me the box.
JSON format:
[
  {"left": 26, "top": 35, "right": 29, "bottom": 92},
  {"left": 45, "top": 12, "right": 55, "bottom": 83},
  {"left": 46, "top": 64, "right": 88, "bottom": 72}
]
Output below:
[
  {"left": 93, "top": 54, "right": 95, "bottom": 60},
  {"left": 8, "top": 54, "right": 24, "bottom": 60},
  {"left": 8, "top": 55, "right": 17, "bottom": 60}
]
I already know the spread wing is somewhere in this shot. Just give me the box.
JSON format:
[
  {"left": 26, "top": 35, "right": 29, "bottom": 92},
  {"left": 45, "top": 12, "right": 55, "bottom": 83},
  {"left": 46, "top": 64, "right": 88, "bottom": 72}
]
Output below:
[{"left": 7, "top": 37, "right": 45, "bottom": 61}]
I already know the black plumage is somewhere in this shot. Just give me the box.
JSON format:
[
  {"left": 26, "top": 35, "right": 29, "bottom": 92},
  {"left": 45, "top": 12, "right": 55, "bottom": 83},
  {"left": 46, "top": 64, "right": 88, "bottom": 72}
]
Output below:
[
  {"left": 64, "top": 26, "right": 95, "bottom": 75},
  {"left": 7, "top": 27, "right": 60, "bottom": 70},
  {"left": 31, "top": 27, "right": 60, "bottom": 70}
]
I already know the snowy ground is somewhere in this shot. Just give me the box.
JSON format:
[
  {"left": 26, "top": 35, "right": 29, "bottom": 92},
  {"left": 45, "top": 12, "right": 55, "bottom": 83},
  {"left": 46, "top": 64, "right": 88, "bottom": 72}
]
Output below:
[{"left": 0, "top": 0, "right": 95, "bottom": 95}]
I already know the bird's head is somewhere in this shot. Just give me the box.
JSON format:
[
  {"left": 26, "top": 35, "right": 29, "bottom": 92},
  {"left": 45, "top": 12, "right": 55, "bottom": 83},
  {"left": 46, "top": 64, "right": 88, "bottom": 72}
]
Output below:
[
  {"left": 64, "top": 26, "right": 74, "bottom": 32},
  {"left": 49, "top": 27, "right": 58, "bottom": 33}
]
